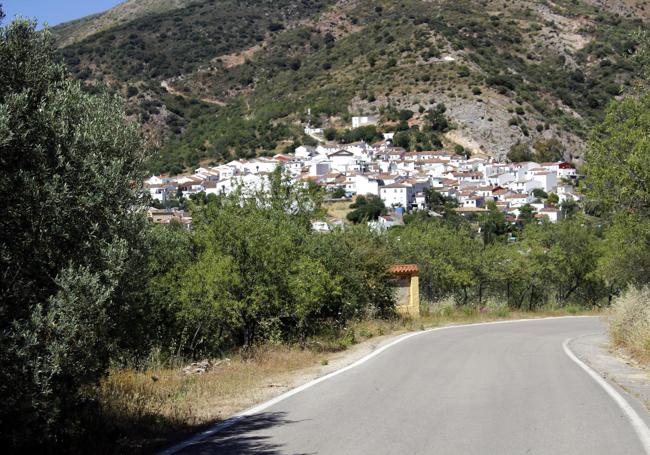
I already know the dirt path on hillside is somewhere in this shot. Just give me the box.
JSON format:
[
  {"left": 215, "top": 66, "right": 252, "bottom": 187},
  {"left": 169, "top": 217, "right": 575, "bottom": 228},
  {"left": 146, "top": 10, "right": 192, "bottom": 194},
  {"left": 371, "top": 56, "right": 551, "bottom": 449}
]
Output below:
[{"left": 160, "top": 80, "right": 227, "bottom": 106}]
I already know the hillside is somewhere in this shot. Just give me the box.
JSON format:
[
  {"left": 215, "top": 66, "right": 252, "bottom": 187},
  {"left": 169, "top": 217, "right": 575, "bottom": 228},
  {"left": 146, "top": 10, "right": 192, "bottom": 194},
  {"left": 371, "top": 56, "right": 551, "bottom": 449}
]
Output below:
[
  {"left": 52, "top": 0, "right": 192, "bottom": 48},
  {"left": 55, "top": 0, "right": 649, "bottom": 174}
]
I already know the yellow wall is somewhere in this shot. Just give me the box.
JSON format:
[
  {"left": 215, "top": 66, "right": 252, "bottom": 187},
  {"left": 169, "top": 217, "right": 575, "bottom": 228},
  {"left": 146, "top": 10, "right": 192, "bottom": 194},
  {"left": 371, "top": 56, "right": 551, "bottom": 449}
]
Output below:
[
  {"left": 396, "top": 274, "right": 420, "bottom": 317},
  {"left": 409, "top": 274, "right": 420, "bottom": 317}
]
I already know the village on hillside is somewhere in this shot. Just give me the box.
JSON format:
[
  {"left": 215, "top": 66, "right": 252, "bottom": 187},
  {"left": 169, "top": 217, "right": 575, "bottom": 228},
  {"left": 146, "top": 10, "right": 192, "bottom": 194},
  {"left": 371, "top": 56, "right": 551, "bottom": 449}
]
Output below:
[{"left": 145, "top": 118, "right": 580, "bottom": 230}]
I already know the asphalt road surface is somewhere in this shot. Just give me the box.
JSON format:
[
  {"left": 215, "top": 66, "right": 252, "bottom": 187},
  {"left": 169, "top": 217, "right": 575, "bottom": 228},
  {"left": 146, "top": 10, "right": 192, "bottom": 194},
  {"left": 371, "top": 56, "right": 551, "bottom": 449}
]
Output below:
[{"left": 168, "top": 317, "right": 650, "bottom": 455}]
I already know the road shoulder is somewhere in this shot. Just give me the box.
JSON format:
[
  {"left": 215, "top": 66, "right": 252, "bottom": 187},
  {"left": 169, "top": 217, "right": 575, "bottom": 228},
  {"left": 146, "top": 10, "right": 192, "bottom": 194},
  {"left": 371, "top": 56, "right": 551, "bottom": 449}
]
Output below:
[{"left": 570, "top": 332, "right": 650, "bottom": 411}]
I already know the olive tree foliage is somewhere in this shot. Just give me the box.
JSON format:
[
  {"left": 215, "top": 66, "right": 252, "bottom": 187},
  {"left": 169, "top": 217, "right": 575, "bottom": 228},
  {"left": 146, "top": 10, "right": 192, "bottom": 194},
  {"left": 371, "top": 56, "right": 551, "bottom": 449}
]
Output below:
[
  {"left": 0, "top": 19, "right": 147, "bottom": 449},
  {"left": 585, "top": 93, "right": 650, "bottom": 215},
  {"left": 584, "top": 92, "right": 650, "bottom": 291},
  {"left": 389, "top": 215, "right": 606, "bottom": 309},
  {"left": 148, "top": 170, "right": 395, "bottom": 358}
]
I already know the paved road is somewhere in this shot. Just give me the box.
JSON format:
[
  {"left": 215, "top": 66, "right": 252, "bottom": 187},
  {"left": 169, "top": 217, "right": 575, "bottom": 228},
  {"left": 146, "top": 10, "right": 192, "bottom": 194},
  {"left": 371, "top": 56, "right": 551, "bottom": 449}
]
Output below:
[{"left": 172, "top": 317, "right": 650, "bottom": 455}]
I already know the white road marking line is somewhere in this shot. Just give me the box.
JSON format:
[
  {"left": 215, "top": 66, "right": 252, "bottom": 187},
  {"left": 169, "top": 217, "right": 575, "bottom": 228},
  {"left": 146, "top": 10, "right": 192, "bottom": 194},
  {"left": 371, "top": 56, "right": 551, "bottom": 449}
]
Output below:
[
  {"left": 159, "top": 315, "right": 597, "bottom": 455},
  {"left": 563, "top": 337, "right": 650, "bottom": 455}
]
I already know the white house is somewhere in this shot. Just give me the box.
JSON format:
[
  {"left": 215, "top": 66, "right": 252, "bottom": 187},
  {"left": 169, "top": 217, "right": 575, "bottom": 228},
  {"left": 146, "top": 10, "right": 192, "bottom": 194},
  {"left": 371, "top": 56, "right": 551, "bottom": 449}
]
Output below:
[
  {"left": 384, "top": 147, "right": 406, "bottom": 161},
  {"left": 146, "top": 183, "right": 176, "bottom": 202},
  {"left": 309, "top": 159, "right": 331, "bottom": 177},
  {"left": 243, "top": 158, "right": 278, "bottom": 175},
  {"left": 281, "top": 158, "right": 305, "bottom": 176},
  {"left": 212, "top": 165, "right": 234, "bottom": 180},
  {"left": 345, "top": 141, "right": 372, "bottom": 158},
  {"left": 295, "top": 145, "right": 317, "bottom": 158},
  {"left": 202, "top": 180, "right": 225, "bottom": 196},
  {"left": 146, "top": 175, "right": 164, "bottom": 186},
  {"left": 505, "top": 192, "right": 533, "bottom": 208},
  {"left": 558, "top": 162, "right": 577, "bottom": 179},
  {"left": 539, "top": 207, "right": 562, "bottom": 222},
  {"left": 355, "top": 174, "right": 381, "bottom": 196},
  {"left": 528, "top": 170, "right": 557, "bottom": 193},
  {"left": 380, "top": 183, "right": 412, "bottom": 208},
  {"left": 414, "top": 192, "right": 427, "bottom": 210},
  {"left": 352, "top": 115, "right": 379, "bottom": 128},
  {"left": 368, "top": 215, "right": 401, "bottom": 231},
  {"left": 316, "top": 144, "right": 340, "bottom": 156},
  {"left": 328, "top": 150, "right": 356, "bottom": 172},
  {"left": 311, "top": 220, "right": 331, "bottom": 233}
]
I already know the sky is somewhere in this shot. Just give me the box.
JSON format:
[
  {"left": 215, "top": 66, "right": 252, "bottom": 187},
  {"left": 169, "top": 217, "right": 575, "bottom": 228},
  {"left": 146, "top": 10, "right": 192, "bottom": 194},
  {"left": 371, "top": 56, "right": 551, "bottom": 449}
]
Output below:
[{"left": 2, "top": 0, "right": 123, "bottom": 27}]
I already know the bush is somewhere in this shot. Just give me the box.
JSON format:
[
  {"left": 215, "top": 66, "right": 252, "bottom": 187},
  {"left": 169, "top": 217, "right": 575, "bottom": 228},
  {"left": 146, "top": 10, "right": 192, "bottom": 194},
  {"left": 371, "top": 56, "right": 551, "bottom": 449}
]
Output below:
[
  {"left": 609, "top": 286, "right": 650, "bottom": 362},
  {"left": 0, "top": 20, "right": 148, "bottom": 450},
  {"left": 152, "top": 171, "right": 396, "bottom": 356},
  {"left": 427, "top": 296, "right": 456, "bottom": 318},
  {"left": 347, "top": 195, "right": 385, "bottom": 223}
]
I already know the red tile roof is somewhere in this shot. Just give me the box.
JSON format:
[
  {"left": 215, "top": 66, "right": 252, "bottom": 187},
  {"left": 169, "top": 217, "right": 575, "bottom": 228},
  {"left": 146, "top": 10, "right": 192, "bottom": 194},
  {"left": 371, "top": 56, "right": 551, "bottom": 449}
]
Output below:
[{"left": 389, "top": 264, "right": 420, "bottom": 275}]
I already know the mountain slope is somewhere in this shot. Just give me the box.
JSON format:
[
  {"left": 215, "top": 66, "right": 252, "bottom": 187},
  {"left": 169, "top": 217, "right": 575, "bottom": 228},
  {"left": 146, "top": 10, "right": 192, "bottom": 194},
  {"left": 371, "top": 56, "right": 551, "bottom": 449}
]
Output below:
[
  {"left": 56, "top": 0, "right": 649, "bottom": 173},
  {"left": 53, "top": 0, "right": 192, "bottom": 47}
]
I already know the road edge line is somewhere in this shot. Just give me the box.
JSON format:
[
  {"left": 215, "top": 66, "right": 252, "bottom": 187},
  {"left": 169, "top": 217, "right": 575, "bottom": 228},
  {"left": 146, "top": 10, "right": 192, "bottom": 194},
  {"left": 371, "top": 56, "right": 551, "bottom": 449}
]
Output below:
[
  {"left": 159, "top": 315, "right": 597, "bottom": 454},
  {"left": 563, "top": 337, "right": 650, "bottom": 455}
]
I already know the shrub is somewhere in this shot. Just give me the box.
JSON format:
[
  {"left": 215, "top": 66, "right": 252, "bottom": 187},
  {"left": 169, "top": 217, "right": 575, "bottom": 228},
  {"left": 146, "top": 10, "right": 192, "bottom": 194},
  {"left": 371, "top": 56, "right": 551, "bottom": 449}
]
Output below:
[
  {"left": 609, "top": 286, "right": 650, "bottom": 362},
  {"left": 0, "top": 20, "right": 148, "bottom": 450},
  {"left": 428, "top": 296, "right": 456, "bottom": 318}
]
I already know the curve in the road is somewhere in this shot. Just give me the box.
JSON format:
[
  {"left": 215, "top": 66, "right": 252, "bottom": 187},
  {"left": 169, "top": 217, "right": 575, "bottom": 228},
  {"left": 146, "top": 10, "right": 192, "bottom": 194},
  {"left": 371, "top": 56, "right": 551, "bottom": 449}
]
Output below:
[{"left": 161, "top": 316, "right": 650, "bottom": 455}]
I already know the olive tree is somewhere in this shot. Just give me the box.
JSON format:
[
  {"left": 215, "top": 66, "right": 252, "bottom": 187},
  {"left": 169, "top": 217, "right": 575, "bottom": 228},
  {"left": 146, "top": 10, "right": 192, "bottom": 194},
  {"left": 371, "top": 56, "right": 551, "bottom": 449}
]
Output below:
[
  {"left": 585, "top": 92, "right": 650, "bottom": 291},
  {"left": 0, "top": 20, "right": 147, "bottom": 449}
]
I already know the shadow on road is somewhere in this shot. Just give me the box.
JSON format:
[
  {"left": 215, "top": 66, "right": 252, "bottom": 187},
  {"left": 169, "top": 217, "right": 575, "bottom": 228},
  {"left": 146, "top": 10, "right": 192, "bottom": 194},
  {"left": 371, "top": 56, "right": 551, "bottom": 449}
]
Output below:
[{"left": 178, "top": 411, "right": 311, "bottom": 455}]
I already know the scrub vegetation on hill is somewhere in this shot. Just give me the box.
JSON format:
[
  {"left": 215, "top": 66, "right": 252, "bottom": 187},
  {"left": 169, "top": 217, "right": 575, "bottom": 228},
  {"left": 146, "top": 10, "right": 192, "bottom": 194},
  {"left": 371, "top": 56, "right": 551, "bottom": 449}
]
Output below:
[{"left": 55, "top": 0, "right": 650, "bottom": 173}]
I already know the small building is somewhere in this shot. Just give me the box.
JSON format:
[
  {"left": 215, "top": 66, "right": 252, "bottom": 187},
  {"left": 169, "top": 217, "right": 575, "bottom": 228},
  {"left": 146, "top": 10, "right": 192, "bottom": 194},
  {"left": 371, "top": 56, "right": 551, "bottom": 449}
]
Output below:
[
  {"left": 147, "top": 208, "right": 193, "bottom": 230},
  {"left": 389, "top": 264, "right": 420, "bottom": 317},
  {"left": 352, "top": 115, "right": 379, "bottom": 128},
  {"left": 311, "top": 220, "right": 331, "bottom": 233}
]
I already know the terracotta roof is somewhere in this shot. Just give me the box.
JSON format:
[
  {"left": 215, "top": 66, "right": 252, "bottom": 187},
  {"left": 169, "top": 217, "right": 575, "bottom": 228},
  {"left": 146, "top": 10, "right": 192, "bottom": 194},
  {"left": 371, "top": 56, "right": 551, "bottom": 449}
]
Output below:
[{"left": 389, "top": 264, "right": 420, "bottom": 275}]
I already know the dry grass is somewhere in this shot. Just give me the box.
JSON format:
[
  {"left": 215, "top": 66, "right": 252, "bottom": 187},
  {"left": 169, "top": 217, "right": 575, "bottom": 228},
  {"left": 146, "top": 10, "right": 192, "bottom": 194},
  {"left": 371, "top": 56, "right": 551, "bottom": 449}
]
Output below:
[
  {"left": 92, "top": 304, "right": 600, "bottom": 453},
  {"left": 609, "top": 286, "right": 650, "bottom": 364},
  {"left": 324, "top": 200, "right": 353, "bottom": 222},
  {"left": 91, "top": 346, "right": 321, "bottom": 452}
]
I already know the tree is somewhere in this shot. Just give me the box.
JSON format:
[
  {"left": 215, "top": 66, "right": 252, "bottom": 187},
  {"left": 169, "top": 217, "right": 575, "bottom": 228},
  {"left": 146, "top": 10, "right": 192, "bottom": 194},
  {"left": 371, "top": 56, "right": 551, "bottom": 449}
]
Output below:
[
  {"left": 393, "top": 131, "right": 411, "bottom": 149},
  {"left": 331, "top": 186, "right": 346, "bottom": 199},
  {"left": 388, "top": 219, "right": 478, "bottom": 303},
  {"left": 585, "top": 92, "right": 650, "bottom": 215},
  {"left": 454, "top": 144, "right": 466, "bottom": 156},
  {"left": 425, "top": 103, "right": 449, "bottom": 131},
  {"left": 507, "top": 143, "right": 532, "bottom": 162},
  {"left": 323, "top": 127, "right": 337, "bottom": 141},
  {"left": 425, "top": 188, "right": 458, "bottom": 218},
  {"left": 584, "top": 91, "right": 650, "bottom": 295},
  {"left": 170, "top": 175, "right": 394, "bottom": 350},
  {"left": 0, "top": 20, "right": 147, "bottom": 449},
  {"left": 547, "top": 193, "right": 559, "bottom": 205},
  {"left": 533, "top": 138, "right": 564, "bottom": 162},
  {"left": 481, "top": 202, "right": 510, "bottom": 245},
  {"left": 347, "top": 195, "right": 386, "bottom": 223},
  {"left": 520, "top": 217, "right": 604, "bottom": 305},
  {"left": 518, "top": 204, "right": 536, "bottom": 224},
  {"left": 598, "top": 213, "right": 650, "bottom": 292},
  {"left": 560, "top": 199, "right": 578, "bottom": 218},
  {"left": 532, "top": 188, "right": 548, "bottom": 199}
]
